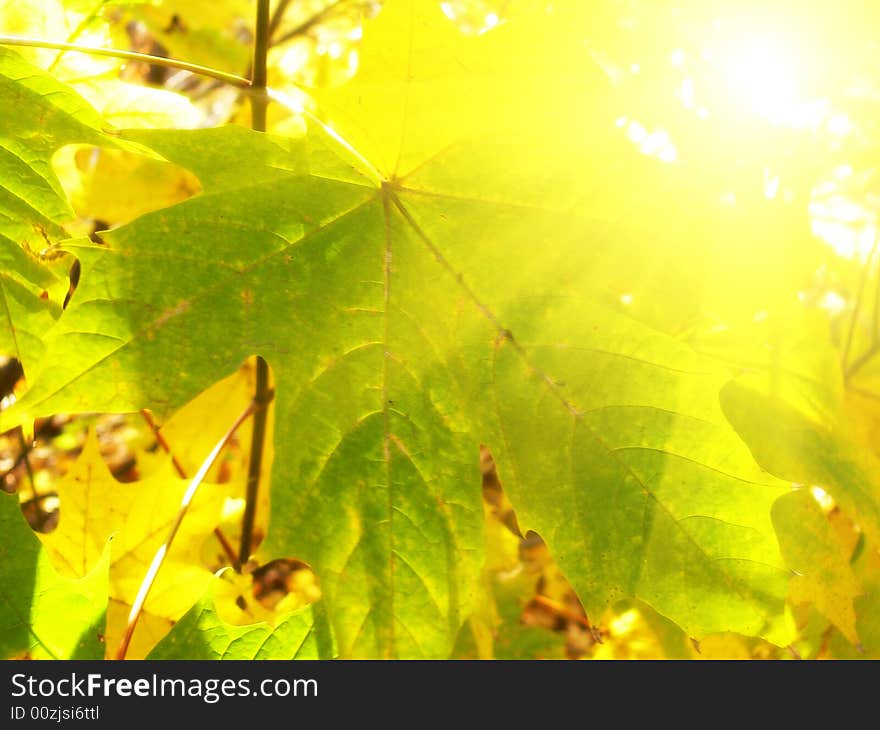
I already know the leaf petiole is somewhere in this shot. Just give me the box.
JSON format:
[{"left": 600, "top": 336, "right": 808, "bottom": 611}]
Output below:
[
  {"left": 0, "top": 35, "right": 252, "bottom": 88},
  {"left": 115, "top": 401, "right": 256, "bottom": 660}
]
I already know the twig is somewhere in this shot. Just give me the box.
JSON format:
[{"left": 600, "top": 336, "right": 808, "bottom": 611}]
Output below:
[
  {"left": 240, "top": 1, "right": 359, "bottom": 133},
  {"left": 238, "top": 1, "right": 275, "bottom": 571},
  {"left": 268, "top": 0, "right": 295, "bottom": 41},
  {"left": 249, "top": 0, "right": 272, "bottom": 133},
  {"left": 273, "top": 0, "right": 349, "bottom": 47},
  {"left": 14, "top": 428, "right": 37, "bottom": 501},
  {"left": 531, "top": 594, "right": 593, "bottom": 631},
  {"left": 0, "top": 35, "right": 252, "bottom": 88},
  {"left": 238, "top": 363, "right": 272, "bottom": 568},
  {"left": 242, "top": 0, "right": 301, "bottom": 88},
  {"left": 139, "top": 409, "right": 239, "bottom": 567},
  {"left": 2, "top": 418, "right": 57, "bottom": 485},
  {"left": 115, "top": 401, "right": 255, "bottom": 660},
  {"left": 139, "top": 410, "right": 187, "bottom": 479}
]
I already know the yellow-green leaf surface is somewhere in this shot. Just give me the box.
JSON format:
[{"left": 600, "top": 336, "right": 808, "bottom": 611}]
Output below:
[
  {"left": 4, "top": 1, "right": 798, "bottom": 654},
  {"left": 0, "top": 490, "right": 108, "bottom": 659},
  {"left": 148, "top": 582, "right": 335, "bottom": 660},
  {"left": 40, "top": 430, "right": 230, "bottom": 622},
  {"left": 0, "top": 47, "right": 114, "bottom": 373}
]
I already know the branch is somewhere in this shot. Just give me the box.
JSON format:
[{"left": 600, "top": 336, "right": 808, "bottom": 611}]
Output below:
[
  {"left": 249, "top": 0, "right": 272, "bottom": 132},
  {"left": 273, "top": 0, "right": 349, "bottom": 47},
  {"left": 0, "top": 35, "right": 252, "bottom": 88},
  {"left": 115, "top": 401, "right": 255, "bottom": 660},
  {"left": 15, "top": 427, "right": 37, "bottom": 501},
  {"left": 268, "top": 0, "right": 295, "bottom": 41},
  {"left": 1, "top": 418, "right": 58, "bottom": 484},
  {"left": 237, "top": 1, "right": 275, "bottom": 570}
]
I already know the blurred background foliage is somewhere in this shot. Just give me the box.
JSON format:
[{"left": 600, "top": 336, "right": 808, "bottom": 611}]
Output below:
[{"left": 2, "top": 0, "right": 880, "bottom": 658}]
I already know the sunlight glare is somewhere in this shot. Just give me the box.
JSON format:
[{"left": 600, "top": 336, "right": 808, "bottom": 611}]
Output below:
[
  {"left": 677, "top": 78, "right": 696, "bottom": 110},
  {"left": 818, "top": 292, "right": 847, "bottom": 317},
  {"left": 621, "top": 119, "right": 678, "bottom": 164},
  {"left": 726, "top": 40, "right": 797, "bottom": 124},
  {"left": 609, "top": 609, "right": 639, "bottom": 636},
  {"left": 810, "top": 486, "right": 835, "bottom": 511},
  {"left": 763, "top": 169, "right": 780, "bottom": 200},
  {"left": 827, "top": 113, "right": 853, "bottom": 138}
]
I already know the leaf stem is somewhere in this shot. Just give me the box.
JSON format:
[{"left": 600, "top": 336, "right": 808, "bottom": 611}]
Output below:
[
  {"left": 115, "top": 401, "right": 255, "bottom": 660},
  {"left": 238, "top": 359, "right": 271, "bottom": 568},
  {"left": 249, "top": 0, "right": 272, "bottom": 132},
  {"left": 0, "top": 35, "right": 252, "bottom": 88},
  {"left": 237, "top": 0, "right": 274, "bottom": 571},
  {"left": 244, "top": 0, "right": 350, "bottom": 85},
  {"left": 15, "top": 427, "right": 37, "bottom": 502}
]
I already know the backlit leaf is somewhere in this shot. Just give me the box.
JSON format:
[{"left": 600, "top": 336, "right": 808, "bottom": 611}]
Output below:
[
  {"left": 39, "top": 430, "right": 230, "bottom": 643},
  {"left": 148, "top": 579, "right": 335, "bottom": 660},
  {"left": 0, "top": 47, "right": 117, "bottom": 373},
  {"left": 3, "top": 1, "right": 796, "bottom": 654}
]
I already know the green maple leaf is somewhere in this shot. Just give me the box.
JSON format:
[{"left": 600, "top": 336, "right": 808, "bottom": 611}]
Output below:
[
  {"left": 3, "top": 0, "right": 794, "bottom": 655},
  {"left": 0, "top": 47, "right": 133, "bottom": 375},
  {"left": 0, "top": 491, "right": 109, "bottom": 659},
  {"left": 148, "top": 580, "right": 335, "bottom": 660}
]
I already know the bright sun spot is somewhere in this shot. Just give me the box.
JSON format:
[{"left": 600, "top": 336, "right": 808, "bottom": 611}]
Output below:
[
  {"left": 810, "top": 486, "right": 835, "bottom": 512},
  {"left": 725, "top": 40, "right": 798, "bottom": 124}
]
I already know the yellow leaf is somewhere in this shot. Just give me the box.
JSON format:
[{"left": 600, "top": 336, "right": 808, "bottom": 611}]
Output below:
[
  {"left": 773, "top": 489, "right": 863, "bottom": 644},
  {"left": 54, "top": 146, "right": 201, "bottom": 227},
  {"left": 147, "top": 363, "right": 275, "bottom": 555},
  {"left": 691, "top": 633, "right": 753, "bottom": 659},
  {"left": 310, "top": 0, "right": 602, "bottom": 179},
  {"left": 75, "top": 79, "right": 203, "bottom": 130},
  {"left": 103, "top": 599, "right": 173, "bottom": 661},
  {"left": 39, "top": 430, "right": 230, "bottom": 623}
]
